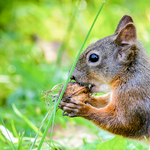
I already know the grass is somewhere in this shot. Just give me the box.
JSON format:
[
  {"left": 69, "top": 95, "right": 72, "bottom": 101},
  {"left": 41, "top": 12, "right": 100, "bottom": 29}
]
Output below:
[
  {"left": 12, "top": 104, "right": 43, "bottom": 136},
  {"left": 0, "top": 0, "right": 150, "bottom": 150}
]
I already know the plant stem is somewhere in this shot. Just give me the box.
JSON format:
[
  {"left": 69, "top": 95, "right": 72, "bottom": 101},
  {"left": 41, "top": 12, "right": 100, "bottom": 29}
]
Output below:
[
  {"left": 56, "top": 1, "right": 105, "bottom": 109},
  {"left": 37, "top": 2, "right": 105, "bottom": 149},
  {"left": 29, "top": 109, "right": 53, "bottom": 150},
  {"left": 37, "top": 115, "right": 53, "bottom": 149}
]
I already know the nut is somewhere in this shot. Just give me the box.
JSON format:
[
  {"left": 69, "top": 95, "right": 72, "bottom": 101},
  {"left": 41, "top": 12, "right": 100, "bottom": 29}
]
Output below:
[{"left": 59, "top": 82, "right": 91, "bottom": 103}]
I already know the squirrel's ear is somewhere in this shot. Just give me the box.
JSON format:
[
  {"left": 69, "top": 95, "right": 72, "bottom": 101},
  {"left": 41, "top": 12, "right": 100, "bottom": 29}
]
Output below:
[
  {"left": 115, "top": 15, "right": 134, "bottom": 33},
  {"left": 114, "top": 23, "right": 137, "bottom": 64},
  {"left": 115, "top": 23, "right": 136, "bottom": 46}
]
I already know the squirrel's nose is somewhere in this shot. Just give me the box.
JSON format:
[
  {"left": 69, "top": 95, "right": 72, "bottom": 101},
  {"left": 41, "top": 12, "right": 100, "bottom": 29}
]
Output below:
[
  {"left": 70, "top": 75, "right": 76, "bottom": 81},
  {"left": 69, "top": 68, "right": 76, "bottom": 81}
]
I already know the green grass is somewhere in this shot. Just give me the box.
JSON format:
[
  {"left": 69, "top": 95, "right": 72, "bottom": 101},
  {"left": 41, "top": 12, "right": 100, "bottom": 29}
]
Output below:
[{"left": 0, "top": 0, "right": 150, "bottom": 149}]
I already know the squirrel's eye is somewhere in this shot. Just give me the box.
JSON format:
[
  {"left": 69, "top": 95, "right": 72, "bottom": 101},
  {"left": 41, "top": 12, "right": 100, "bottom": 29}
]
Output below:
[{"left": 89, "top": 54, "right": 99, "bottom": 63}]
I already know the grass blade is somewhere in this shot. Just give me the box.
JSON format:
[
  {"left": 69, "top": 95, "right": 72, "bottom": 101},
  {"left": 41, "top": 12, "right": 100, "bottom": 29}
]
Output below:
[
  {"left": 29, "top": 109, "right": 53, "bottom": 150},
  {"left": 49, "top": 98, "right": 58, "bottom": 143},
  {"left": 12, "top": 104, "right": 43, "bottom": 136},
  {"left": 0, "top": 115, "right": 16, "bottom": 150},
  {"left": 37, "top": 113, "right": 53, "bottom": 149},
  {"left": 56, "top": 0, "right": 105, "bottom": 109},
  {"left": 37, "top": 1, "right": 105, "bottom": 149},
  {"left": 11, "top": 120, "right": 18, "bottom": 138},
  {"left": 17, "top": 132, "right": 24, "bottom": 150}
]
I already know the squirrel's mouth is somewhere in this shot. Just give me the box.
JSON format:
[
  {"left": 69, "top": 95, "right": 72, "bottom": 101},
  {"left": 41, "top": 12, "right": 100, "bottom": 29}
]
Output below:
[
  {"left": 76, "top": 82, "right": 96, "bottom": 93},
  {"left": 70, "top": 76, "right": 96, "bottom": 93},
  {"left": 88, "top": 84, "right": 96, "bottom": 93}
]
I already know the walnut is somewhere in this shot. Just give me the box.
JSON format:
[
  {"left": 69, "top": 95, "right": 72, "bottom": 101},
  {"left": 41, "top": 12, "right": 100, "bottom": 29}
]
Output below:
[{"left": 59, "top": 82, "right": 91, "bottom": 103}]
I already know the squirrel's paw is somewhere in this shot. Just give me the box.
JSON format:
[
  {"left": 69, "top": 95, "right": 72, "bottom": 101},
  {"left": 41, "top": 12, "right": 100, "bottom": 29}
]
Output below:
[
  {"left": 59, "top": 97, "right": 91, "bottom": 117},
  {"left": 51, "top": 95, "right": 59, "bottom": 102}
]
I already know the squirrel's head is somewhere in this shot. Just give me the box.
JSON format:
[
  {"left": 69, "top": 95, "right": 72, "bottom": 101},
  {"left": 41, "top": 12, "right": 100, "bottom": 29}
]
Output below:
[{"left": 71, "top": 15, "right": 138, "bottom": 93}]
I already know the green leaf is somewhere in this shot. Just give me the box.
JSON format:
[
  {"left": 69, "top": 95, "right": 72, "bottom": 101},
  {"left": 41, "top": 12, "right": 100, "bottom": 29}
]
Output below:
[{"left": 95, "top": 136, "right": 126, "bottom": 150}]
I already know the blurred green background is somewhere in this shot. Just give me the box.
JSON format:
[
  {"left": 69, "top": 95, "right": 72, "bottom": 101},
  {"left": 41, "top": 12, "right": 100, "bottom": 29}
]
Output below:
[{"left": 0, "top": 0, "right": 150, "bottom": 149}]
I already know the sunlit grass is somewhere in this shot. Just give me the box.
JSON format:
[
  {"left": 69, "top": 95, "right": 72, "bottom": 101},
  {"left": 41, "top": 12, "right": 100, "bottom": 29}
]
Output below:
[{"left": 0, "top": 0, "right": 150, "bottom": 150}]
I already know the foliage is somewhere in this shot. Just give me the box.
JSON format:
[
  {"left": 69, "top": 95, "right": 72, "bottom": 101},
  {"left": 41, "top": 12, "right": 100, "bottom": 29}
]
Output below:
[
  {"left": 95, "top": 136, "right": 126, "bottom": 150},
  {"left": 0, "top": 0, "right": 150, "bottom": 149}
]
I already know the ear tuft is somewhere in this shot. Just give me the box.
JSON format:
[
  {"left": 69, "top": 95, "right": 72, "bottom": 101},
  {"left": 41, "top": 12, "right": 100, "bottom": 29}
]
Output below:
[
  {"left": 115, "top": 15, "right": 134, "bottom": 33},
  {"left": 115, "top": 23, "right": 137, "bottom": 46}
]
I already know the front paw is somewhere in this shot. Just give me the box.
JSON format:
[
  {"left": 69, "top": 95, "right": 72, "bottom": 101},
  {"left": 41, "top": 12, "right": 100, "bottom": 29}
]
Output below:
[{"left": 59, "top": 98, "right": 91, "bottom": 118}]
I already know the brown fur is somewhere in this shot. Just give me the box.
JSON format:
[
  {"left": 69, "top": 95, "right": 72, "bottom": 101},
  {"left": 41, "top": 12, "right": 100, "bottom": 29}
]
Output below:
[
  {"left": 89, "top": 93, "right": 110, "bottom": 108},
  {"left": 59, "top": 15, "right": 150, "bottom": 142}
]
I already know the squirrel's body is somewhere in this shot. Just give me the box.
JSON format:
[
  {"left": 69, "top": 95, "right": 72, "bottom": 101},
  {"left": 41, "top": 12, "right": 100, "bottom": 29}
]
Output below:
[{"left": 59, "top": 15, "right": 150, "bottom": 143}]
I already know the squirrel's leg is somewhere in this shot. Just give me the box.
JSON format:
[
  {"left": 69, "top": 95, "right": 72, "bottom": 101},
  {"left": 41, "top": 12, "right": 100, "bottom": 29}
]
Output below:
[
  {"left": 59, "top": 98, "right": 142, "bottom": 137},
  {"left": 89, "top": 93, "right": 111, "bottom": 108}
]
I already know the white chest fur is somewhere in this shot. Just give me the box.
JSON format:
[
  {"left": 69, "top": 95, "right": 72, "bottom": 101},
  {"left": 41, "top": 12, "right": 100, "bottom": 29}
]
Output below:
[{"left": 99, "top": 84, "right": 112, "bottom": 93}]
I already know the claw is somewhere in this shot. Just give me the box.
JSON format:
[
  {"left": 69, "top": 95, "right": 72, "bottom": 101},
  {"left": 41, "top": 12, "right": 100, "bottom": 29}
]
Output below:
[
  {"left": 51, "top": 95, "right": 59, "bottom": 102},
  {"left": 58, "top": 103, "right": 63, "bottom": 109},
  {"left": 69, "top": 113, "right": 78, "bottom": 117},
  {"left": 62, "top": 111, "right": 68, "bottom": 116},
  {"left": 51, "top": 99, "right": 55, "bottom": 102},
  {"left": 63, "top": 97, "right": 71, "bottom": 102},
  {"left": 52, "top": 95, "right": 58, "bottom": 98},
  {"left": 58, "top": 105, "right": 62, "bottom": 109}
]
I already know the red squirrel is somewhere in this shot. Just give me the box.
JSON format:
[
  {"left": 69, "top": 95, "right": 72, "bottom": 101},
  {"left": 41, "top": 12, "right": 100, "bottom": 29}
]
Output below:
[{"left": 59, "top": 15, "right": 150, "bottom": 143}]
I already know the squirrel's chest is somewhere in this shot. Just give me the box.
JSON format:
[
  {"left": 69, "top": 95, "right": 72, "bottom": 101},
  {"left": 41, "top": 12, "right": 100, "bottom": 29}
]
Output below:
[{"left": 99, "top": 84, "right": 112, "bottom": 93}]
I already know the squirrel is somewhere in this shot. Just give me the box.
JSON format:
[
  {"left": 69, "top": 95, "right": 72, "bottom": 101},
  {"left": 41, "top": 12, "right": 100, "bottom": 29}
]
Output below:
[{"left": 59, "top": 15, "right": 150, "bottom": 143}]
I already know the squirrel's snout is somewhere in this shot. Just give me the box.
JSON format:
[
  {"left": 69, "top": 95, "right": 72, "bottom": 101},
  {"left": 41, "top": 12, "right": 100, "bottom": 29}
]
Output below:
[
  {"left": 69, "top": 68, "right": 76, "bottom": 81},
  {"left": 70, "top": 75, "right": 76, "bottom": 81}
]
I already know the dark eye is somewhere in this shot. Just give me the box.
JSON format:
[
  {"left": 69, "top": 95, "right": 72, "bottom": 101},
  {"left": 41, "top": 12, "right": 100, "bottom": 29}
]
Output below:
[{"left": 89, "top": 54, "right": 99, "bottom": 63}]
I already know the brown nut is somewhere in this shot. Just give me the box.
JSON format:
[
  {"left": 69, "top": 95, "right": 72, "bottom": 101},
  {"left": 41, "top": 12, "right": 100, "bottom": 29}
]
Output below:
[{"left": 59, "top": 82, "right": 91, "bottom": 103}]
